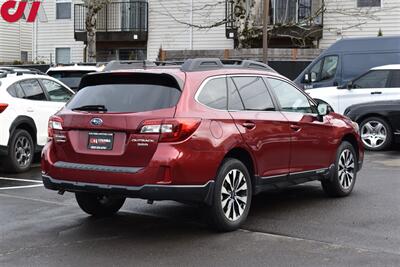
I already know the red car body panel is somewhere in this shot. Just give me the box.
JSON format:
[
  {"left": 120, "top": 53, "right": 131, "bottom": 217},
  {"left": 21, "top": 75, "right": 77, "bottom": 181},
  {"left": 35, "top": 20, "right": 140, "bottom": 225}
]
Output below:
[
  {"left": 229, "top": 111, "right": 291, "bottom": 177},
  {"left": 41, "top": 68, "right": 364, "bottom": 202}
]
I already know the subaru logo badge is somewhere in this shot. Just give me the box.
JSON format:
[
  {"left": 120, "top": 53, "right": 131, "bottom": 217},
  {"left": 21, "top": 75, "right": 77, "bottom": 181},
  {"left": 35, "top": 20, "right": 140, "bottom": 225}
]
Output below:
[{"left": 90, "top": 118, "right": 103, "bottom": 126}]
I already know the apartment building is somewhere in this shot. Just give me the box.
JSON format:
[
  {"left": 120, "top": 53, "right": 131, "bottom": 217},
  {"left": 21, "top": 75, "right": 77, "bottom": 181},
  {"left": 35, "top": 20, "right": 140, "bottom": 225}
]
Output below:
[
  {"left": 0, "top": 0, "right": 32, "bottom": 63},
  {"left": 34, "top": 0, "right": 85, "bottom": 63},
  {"left": 146, "top": 0, "right": 233, "bottom": 60},
  {"left": 74, "top": 0, "right": 148, "bottom": 61},
  {"left": 320, "top": 0, "right": 400, "bottom": 48},
  {"left": 72, "top": 0, "right": 233, "bottom": 61},
  {"left": 25, "top": 0, "right": 400, "bottom": 63},
  {"left": 225, "top": 0, "right": 400, "bottom": 49}
]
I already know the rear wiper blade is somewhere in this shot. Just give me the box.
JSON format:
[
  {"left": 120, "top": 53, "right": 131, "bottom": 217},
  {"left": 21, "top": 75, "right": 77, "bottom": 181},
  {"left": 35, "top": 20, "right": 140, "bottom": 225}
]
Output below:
[{"left": 72, "top": 105, "right": 108, "bottom": 111}]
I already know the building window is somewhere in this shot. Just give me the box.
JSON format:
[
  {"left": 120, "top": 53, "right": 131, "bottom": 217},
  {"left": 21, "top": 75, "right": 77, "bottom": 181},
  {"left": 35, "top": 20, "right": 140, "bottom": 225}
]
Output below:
[
  {"left": 21, "top": 51, "right": 28, "bottom": 63},
  {"left": 56, "top": 0, "right": 71, "bottom": 19},
  {"left": 271, "top": 0, "right": 312, "bottom": 24},
  {"left": 357, "top": 0, "right": 381, "bottom": 7},
  {"left": 298, "top": 0, "right": 312, "bottom": 20},
  {"left": 56, "top": 48, "right": 71, "bottom": 64}
]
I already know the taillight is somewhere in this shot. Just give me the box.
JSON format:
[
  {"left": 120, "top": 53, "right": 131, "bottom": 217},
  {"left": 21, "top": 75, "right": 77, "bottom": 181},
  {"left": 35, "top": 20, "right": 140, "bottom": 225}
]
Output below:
[
  {"left": 140, "top": 118, "right": 201, "bottom": 142},
  {"left": 0, "top": 103, "right": 8, "bottom": 113},
  {"left": 48, "top": 116, "right": 66, "bottom": 142}
]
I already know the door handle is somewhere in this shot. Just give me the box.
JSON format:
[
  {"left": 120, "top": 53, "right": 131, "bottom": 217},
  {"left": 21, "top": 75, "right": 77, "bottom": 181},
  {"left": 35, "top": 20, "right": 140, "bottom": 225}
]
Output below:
[
  {"left": 242, "top": 121, "right": 256, "bottom": 130},
  {"left": 27, "top": 107, "right": 34, "bottom": 112},
  {"left": 290, "top": 124, "right": 301, "bottom": 132},
  {"left": 370, "top": 91, "right": 382, "bottom": 95}
]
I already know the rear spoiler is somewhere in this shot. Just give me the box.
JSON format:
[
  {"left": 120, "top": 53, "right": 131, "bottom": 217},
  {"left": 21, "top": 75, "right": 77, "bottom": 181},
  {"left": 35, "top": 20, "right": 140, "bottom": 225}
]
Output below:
[{"left": 78, "top": 72, "right": 184, "bottom": 91}]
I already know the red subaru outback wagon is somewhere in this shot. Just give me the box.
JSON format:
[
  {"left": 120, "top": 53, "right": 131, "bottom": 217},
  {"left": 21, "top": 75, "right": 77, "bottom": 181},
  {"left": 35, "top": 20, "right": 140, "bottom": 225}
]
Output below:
[{"left": 42, "top": 59, "right": 364, "bottom": 231}]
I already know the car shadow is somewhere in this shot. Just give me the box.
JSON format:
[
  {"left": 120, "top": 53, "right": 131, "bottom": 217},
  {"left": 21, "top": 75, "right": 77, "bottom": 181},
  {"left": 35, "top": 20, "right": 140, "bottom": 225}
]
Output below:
[{"left": 60, "top": 182, "right": 330, "bottom": 238}]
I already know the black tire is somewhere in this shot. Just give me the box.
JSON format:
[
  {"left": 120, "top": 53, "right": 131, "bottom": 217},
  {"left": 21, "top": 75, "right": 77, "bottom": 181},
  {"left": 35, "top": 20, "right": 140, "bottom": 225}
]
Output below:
[
  {"left": 359, "top": 116, "right": 392, "bottom": 151},
  {"left": 75, "top": 193, "right": 126, "bottom": 217},
  {"left": 322, "top": 141, "right": 357, "bottom": 197},
  {"left": 4, "top": 129, "right": 34, "bottom": 173},
  {"left": 208, "top": 158, "right": 252, "bottom": 232}
]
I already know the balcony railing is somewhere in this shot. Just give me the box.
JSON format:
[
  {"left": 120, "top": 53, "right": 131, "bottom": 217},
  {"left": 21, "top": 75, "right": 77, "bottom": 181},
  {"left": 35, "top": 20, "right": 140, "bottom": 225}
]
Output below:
[{"left": 74, "top": 1, "right": 148, "bottom": 34}]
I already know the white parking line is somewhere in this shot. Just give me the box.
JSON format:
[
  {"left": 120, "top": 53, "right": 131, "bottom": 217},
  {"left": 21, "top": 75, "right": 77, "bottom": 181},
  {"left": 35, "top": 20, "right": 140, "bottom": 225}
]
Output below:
[
  {"left": 0, "top": 177, "right": 43, "bottom": 183},
  {"left": 0, "top": 184, "right": 43, "bottom": 190}
]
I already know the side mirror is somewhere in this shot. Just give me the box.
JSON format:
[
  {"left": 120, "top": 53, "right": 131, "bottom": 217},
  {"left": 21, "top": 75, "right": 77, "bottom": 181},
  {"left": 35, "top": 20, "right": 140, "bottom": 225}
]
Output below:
[
  {"left": 311, "top": 72, "right": 317, "bottom": 82},
  {"left": 318, "top": 103, "right": 329, "bottom": 116}
]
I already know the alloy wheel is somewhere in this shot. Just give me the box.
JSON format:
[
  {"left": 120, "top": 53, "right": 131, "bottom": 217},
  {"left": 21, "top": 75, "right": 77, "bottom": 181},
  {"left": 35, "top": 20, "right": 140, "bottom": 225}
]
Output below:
[
  {"left": 361, "top": 121, "right": 387, "bottom": 149},
  {"left": 14, "top": 136, "right": 32, "bottom": 167},
  {"left": 338, "top": 149, "right": 355, "bottom": 190},
  {"left": 220, "top": 169, "right": 248, "bottom": 221}
]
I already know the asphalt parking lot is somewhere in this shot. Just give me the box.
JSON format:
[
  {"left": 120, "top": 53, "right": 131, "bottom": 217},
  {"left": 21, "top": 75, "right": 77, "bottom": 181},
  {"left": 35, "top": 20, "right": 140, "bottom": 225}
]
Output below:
[{"left": 0, "top": 149, "right": 399, "bottom": 266}]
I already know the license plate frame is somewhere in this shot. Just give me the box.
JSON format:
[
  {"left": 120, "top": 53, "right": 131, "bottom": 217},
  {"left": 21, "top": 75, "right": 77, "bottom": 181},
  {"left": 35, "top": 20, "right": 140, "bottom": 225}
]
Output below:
[{"left": 87, "top": 132, "right": 114, "bottom": 150}]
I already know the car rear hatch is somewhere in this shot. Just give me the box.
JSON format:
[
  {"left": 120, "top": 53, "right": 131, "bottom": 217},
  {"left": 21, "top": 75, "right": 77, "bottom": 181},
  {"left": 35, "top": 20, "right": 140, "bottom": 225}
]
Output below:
[
  {"left": 47, "top": 70, "right": 94, "bottom": 91},
  {"left": 49, "top": 72, "right": 183, "bottom": 168}
]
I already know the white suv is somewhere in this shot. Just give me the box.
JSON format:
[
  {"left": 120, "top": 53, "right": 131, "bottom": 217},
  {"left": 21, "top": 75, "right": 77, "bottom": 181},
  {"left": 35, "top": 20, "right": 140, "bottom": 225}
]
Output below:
[
  {"left": 307, "top": 65, "right": 400, "bottom": 114},
  {"left": 0, "top": 68, "right": 74, "bottom": 172}
]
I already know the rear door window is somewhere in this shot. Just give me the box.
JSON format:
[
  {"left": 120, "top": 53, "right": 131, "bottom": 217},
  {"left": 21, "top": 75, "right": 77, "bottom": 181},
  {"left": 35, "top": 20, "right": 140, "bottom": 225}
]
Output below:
[
  {"left": 7, "top": 83, "right": 25, "bottom": 98},
  {"left": 197, "top": 77, "right": 227, "bottom": 110},
  {"left": 67, "top": 74, "right": 181, "bottom": 113},
  {"left": 19, "top": 79, "right": 47, "bottom": 101},
  {"left": 47, "top": 70, "right": 93, "bottom": 89},
  {"left": 388, "top": 70, "right": 400, "bottom": 88},
  {"left": 227, "top": 78, "right": 244, "bottom": 110},
  {"left": 232, "top": 76, "right": 275, "bottom": 111}
]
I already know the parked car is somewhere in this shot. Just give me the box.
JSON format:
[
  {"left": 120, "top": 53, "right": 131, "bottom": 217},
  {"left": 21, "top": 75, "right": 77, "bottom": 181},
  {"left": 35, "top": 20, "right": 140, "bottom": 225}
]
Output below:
[
  {"left": 0, "top": 67, "right": 74, "bottom": 172},
  {"left": 344, "top": 100, "right": 400, "bottom": 151},
  {"left": 294, "top": 36, "right": 400, "bottom": 89},
  {"left": 41, "top": 59, "right": 363, "bottom": 231},
  {"left": 46, "top": 63, "right": 103, "bottom": 91},
  {"left": 306, "top": 65, "right": 400, "bottom": 114}
]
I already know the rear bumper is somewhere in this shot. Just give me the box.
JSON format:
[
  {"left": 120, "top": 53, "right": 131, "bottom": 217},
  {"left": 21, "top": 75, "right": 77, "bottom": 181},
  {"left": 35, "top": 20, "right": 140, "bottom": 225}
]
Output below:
[{"left": 42, "top": 174, "right": 215, "bottom": 205}]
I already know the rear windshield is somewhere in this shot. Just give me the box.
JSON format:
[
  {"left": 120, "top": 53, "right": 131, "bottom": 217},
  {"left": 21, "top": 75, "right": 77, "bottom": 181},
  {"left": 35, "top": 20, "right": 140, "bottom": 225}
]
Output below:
[
  {"left": 47, "top": 71, "right": 93, "bottom": 89},
  {"left": 67, "top": 75, "right": 181, "bottom": 113}
]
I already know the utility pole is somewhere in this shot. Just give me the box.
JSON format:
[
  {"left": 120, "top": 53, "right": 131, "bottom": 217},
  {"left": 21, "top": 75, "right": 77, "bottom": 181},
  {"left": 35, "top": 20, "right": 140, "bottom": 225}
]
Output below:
[{"left": 262, "top": 0, "right": 270, "bottom": 64}]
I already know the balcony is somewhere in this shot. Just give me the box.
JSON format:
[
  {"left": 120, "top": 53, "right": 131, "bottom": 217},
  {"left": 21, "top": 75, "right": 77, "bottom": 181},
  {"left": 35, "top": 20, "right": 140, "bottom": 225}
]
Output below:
[
  {"left": 74, "top": 1, "right": 148, "bottom": 43},
  {"left": 225, "top": 0, "right": 323, "bottom": 48}
]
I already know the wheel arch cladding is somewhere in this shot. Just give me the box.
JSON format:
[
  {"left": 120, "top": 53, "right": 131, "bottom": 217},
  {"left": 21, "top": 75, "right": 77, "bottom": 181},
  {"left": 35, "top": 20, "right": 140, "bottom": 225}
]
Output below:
[
  {"left": 224, "top": 147, "right": 256, "bottom": 193},
  {"left": 9, "top": 116, "right": 37, "bottom": 146},
  {"left": 341, "top": 134, "right": 359, "bottom": 162}
]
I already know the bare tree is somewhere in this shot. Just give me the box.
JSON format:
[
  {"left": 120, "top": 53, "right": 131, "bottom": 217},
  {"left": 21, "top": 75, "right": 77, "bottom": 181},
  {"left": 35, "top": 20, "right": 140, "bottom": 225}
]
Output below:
[
  {"left": 154, "top": 0, "right": 400, "bottom": 49},
  {"left": 83, "top": 0, "right": 111, "bottom": 62},
  {"left": 155, "top": 0, "right": 259, "bottom": 48}
]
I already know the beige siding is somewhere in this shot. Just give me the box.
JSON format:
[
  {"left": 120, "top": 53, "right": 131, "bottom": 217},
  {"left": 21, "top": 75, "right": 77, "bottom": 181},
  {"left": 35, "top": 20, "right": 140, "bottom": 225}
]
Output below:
[
  {"left": 36, "top": 0, "right": 85, "bottom": 63},
  {"left": 20, "top": 22, "right": 33, "bottom": 61},
  {"left": 320, "top": 0, "right": 400, "bottom": 48},
  {"left": 147, "top": 0, "right": 233, "bottom": 60},
  {"left": 0, "top": 0, "right": 33, "bottom": 62}
]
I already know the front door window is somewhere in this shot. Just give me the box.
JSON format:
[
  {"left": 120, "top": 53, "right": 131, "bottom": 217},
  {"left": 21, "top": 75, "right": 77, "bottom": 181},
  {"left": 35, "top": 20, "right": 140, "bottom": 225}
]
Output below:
[
  {"left": 310, "top": 56, "right": 338, "bottom": 83},
  {"left": 267, "top": 78, "right": 315, "bottom": 114},
  {"left": 352, "top": 70, "right": 390, "bottom": 88}
]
